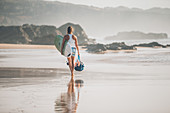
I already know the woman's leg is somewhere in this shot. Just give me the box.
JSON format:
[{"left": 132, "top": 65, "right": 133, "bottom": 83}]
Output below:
[
  {"left": 67, "top": 57, "right": 73, "bottom": 76},
  {"left": 71, "top": 56, "right": 75, "bottom": 77}
]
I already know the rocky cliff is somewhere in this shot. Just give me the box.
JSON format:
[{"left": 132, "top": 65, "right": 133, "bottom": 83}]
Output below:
[{"left": 0, "top": 23, "right": 93, "bottom": 45}]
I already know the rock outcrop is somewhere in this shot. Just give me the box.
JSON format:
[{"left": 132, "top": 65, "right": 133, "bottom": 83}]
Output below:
[
  {"left": 133, "top": 42, "right": 167, "bottom": 48},
  {"left": 106, "top": 42, "right": 135, "bottom": 50},
  {"left": 0, "top": 24, "right": 60, "bottom": 44},
  {"left": 86, "top": 44, "right": 107, "bottom": 53},
  {"left": 105, "top": 31, "right": 168, "bottom": 40},
  {"left": 0, "top": 23, "right": 94, "bottom": 45},
  {"left": 85, "top": 41, "right": 169, "bottom": 53},
  {"left": 86, "top": 42, "right": 136, "bottom": 53}
]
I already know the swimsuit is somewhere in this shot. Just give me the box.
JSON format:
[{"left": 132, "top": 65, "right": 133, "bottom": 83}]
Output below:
[{"left": 68, "top": 34, "right": 76, "bottom": 57}]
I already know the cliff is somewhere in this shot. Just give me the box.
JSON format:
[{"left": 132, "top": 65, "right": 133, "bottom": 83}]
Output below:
[
  {"left": 0, "top": 23, "right": 93, "bottom": 45},
  {"left": 0, "top": 24, "right": 60, "bottom": 44}
]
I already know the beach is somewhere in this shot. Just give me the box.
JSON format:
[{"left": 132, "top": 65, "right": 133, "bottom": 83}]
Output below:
[{"left": 0, "top": 44, "right": 170, "bottom": 113}]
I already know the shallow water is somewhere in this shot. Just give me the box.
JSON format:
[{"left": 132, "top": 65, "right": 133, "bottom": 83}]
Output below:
[{"left": 0, "top": 48, "right": 170, "bottom": 113}]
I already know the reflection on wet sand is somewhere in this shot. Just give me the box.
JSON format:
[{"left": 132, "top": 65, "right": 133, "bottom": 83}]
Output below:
[
  {"left": 55, "top": 78, "right": 84, "bottom": 113},
  {"left": 0, "top": 67, "right": 69, "bottom": 87},
  {"left": 0, "top": 67, "right": 68, "bottom": 78}
]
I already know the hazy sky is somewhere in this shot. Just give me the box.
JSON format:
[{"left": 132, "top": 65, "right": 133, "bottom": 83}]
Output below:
[{"left": 47, "top": 0, "right": 170, "bottom": 9}]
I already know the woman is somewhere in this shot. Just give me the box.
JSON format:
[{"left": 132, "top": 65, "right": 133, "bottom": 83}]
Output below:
[{"left": 61, "top": 26, "right": 80, "bottom": 77}]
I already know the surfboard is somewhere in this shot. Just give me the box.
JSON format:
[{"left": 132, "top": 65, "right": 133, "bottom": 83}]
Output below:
[{"left": 54, "top": 35, "right": 71, "bottom": 57}]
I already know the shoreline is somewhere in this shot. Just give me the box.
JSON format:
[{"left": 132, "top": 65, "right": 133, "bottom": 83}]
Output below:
[
  {"left": 0, "top": 44, "right": 56, "bottom": 49},
  {"left": 0, "top": 44, "right": 87, "bottom": 50},
  {"left": 0, "top": 43, "right": 168, "bottom": 54}
]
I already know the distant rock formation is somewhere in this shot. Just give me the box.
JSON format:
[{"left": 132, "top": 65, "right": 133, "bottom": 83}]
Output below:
[
  {"left": 86, "top": 42, "right": 136, "bottom": 53},
  {"left": 133, "top": 42, "right": 167, "bottom": 48},
  {"left": 105, "top": 31, "right": 168, "bottom": 40},
  {"left": 0, "top": 23, "right": 94, "bottom": 45},
  {"left": 85, "top": 41, "right": 169, "bottom": 53}
]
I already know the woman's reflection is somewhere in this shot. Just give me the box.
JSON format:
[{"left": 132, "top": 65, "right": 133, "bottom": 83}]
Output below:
[{"left": 55, "top": 78, "right": 84, "bottom": 113}]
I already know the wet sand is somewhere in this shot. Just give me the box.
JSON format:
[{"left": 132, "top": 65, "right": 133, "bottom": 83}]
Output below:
[
  {"left": 0, "top": 45, "right": 170, "bottom": 113},
  {"left": 0, "top": 44, "right": 56, "bottom": 49}
]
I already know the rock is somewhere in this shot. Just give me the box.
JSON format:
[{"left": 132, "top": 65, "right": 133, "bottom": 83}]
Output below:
[
  {"left": 31, "top": 34, "right": 56, "bottom": 45},
  {"left": 162, "top": 45, "right": 167, "bottom": 48},
  {"left": 133, "top": 42, "right": 166, "bottom": 48},
  {"left": 106, "top": 42, "right": 124, "bottom": 50},
  {"left": 0, "top": 26, "right": 28, "bottom": 44},
  {"left": 0, "top": 23, "right": 94, "bottom": 45},
  {"left": 121, "top": 45, "right": 136, "bottom": 50},
  {"left": 0, "top": 24, "right": 60, "bottom": 44},
  {"left": 86, "top": 44, "right": 107, "bottom": 53},
  {"left": 166, "top": 44, "right": 170, "bottom": 47},
  {"left": 86, "top": 42, "right": 136, "bottom": 53},
  {"left": 106, "top": 42, "right": 136, "bottom": 50},
  {"left": 58, "top": 23, "right": 93, "bottom": 45}
]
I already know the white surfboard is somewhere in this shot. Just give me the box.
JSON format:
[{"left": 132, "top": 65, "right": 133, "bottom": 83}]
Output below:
[{"left": 64, "top": 43, "right": 71, "bottom": 57}]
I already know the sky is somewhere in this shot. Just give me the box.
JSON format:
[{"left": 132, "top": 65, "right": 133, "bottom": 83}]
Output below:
[{"left": 46, "top": 0, "right": 170, "bottom": 9}]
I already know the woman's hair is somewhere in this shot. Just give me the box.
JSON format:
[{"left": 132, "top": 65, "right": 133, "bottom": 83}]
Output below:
[{"left": 67, "top": 26, "right": 73, "bottom": 34}]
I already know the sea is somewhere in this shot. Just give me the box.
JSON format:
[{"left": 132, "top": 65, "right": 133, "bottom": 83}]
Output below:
[{"left": 93, "top": 37, "right": 170, "bottom": 45}]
